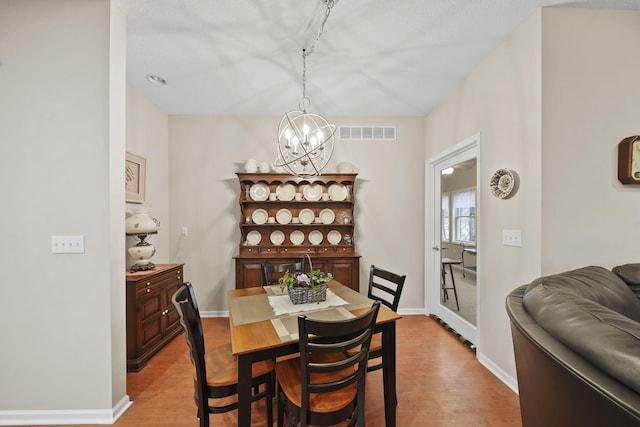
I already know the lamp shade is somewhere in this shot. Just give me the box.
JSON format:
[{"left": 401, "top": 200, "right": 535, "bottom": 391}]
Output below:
[{"left": 126, "top": 207, "right": 160, "bottom": 235}]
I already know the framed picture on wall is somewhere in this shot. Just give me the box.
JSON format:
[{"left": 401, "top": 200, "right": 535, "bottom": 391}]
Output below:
[{"left": 126, "top": 152, "right": 146, "bottom": 203}]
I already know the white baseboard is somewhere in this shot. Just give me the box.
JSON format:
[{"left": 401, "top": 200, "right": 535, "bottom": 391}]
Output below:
[
  {"left": 200, "top": 310, "right": 228, "bottom": 318},
  {"left": 397, "top": 308, "right": 426, "bottom": 315},
  {"left": 477, "top": 351, "right": 519, "bottom": 394},
  {"left": 0, "top": 395, "right": 132, "bottom": 426}
]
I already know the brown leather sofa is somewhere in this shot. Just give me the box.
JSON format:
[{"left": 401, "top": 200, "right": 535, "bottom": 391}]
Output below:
[{"left": 506, "top": 265, "right": 640, "bottom": 427}]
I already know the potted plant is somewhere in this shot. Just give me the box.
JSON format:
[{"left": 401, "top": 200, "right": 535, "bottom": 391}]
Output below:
[{"left": 279, "top": 268, "right": 333, "bottom": 304}]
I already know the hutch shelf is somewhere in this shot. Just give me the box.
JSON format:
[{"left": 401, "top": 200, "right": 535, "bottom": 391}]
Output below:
[{"left": 234, "top": 173, "right": 360, "bottom": 290}]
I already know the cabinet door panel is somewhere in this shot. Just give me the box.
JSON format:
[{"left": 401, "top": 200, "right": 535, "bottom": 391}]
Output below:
[
  {"left": 238, "top": 262, "right": 264, "bottom": 288},
  {"left": 329, "top": 261, "right": 355, "bottom": 289},
  {"left": 140, "top": 291, "right": 162, "bottom": 321},
  {"left": 164, "top": 281, "right": 182, "bottom": 332},
  {"left": 140, "top": 315, "right": 163, "bottom": 351}
]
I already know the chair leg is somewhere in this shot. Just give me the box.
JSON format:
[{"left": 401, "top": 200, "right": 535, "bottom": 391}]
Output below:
[
  {"left": 441, "top": 263, "right": 449, "bottom": 302},
  {"left": 277, "top": 389, "right": 285, "bottom": 427},
  {"left": 448, "top": 263, "right": 460, "bottom": 311},
  {"left": 266, "top": 377, "right": 274, "bottom": 427}
]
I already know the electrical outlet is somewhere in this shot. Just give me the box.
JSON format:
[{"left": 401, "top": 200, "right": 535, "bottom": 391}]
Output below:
[
  {"left": 51, "top": 235, "right": 85, "bottom": 253},
  {"left": 502, "top": 230, "right": 522, "bottom": 247},
  {"left": 180, "top": 226, "right": 189, "bottom": 237}
]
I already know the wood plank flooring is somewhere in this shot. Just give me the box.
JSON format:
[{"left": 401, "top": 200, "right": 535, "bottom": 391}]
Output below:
[{"left": 29, "top": 315, "right": 522, "bottom": 427}]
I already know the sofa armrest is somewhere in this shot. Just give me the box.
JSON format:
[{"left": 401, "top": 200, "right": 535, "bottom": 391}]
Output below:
[{"left": 524, "top": 283, "right": 640, "bottom": 394}]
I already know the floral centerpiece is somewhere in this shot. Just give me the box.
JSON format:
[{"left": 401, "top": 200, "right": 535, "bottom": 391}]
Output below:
[{"left": 279, "top": 268, "right": 333, "bottom": 304}]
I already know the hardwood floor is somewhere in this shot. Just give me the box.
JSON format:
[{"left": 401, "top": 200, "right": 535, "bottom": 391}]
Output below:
[{"left": 33, "top": 315, "right": 522, "bottom": 427}]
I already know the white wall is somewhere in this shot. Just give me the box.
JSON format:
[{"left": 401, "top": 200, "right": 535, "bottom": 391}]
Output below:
[
  {"left": 125, "top": 87, "right": 171, "bottom": 268},
  {"left": 424, "top": 11, "right": 543, "bottom": 380},
  {"left": 541, "top": 8, "right": 640, "bottom": 273},
  {"left": 167, "top": 116, "right": 425, "bottom": 313},
  {"left": 0, "top": 0, "right": 128, "bottom": 423}
]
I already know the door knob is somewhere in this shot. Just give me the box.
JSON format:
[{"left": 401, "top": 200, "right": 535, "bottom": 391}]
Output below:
[{"left": 432, "top": 246, "right": 440, "bottom": 251}]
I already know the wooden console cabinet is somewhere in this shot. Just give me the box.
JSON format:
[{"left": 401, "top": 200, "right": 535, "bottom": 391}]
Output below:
[
  {"left": 234, "top": 173, "right": 360, "bottom": 290},
  {"left": 125, "top": 263, "right": 184, "bottom": 372}
]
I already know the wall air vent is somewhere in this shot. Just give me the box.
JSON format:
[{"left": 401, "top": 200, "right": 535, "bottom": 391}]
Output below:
[{"left": 338, "top": 126, "right": 396, "bottom": 141}]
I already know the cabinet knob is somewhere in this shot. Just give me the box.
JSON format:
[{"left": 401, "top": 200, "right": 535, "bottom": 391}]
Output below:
[
  {"left": 162, "top": 309, "right": 169, "bottom": 316},
  {"left": 146, "top": 282, "right": 151, "bottom": 286},
  {"left": 146, "top": 288, "right": 150, "bottom": 293}
]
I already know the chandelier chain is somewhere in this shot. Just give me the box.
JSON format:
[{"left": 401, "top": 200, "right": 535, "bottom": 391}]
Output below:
[{"left": 300, "top": 0, "right": 337, "bottom": 112}]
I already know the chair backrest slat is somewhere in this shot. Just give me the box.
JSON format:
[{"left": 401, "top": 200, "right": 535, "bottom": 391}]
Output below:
[{"left": 368, "top": 265, "right": 406, "bottom": 311}]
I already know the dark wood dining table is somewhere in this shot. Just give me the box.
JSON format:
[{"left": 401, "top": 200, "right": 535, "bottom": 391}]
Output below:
[{"left": 227, "top": 280, "right": 402, "bottom": 427}]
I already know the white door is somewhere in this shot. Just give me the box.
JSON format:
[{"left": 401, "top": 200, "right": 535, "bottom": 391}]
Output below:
[{"left": 425, "top": 135, "right": 479, "bottom": 346}]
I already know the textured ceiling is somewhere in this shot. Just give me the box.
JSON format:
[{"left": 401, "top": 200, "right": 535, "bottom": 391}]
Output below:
[{"left": 114, "top": 0, "right": 640, "bottom": 116}]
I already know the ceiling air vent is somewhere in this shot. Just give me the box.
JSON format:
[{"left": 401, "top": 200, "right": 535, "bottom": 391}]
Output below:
[{"left": 338, "top": 126, "right": 396, "bottom": 141}]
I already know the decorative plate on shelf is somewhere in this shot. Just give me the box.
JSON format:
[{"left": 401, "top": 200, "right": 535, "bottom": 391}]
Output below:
[
  {"left": 299, "top": 208, "right": 315, "bottom": 225},
  {"left": 327, "top": 230, "right": 342, "bottom": 245},
  {"left": 290, "top": 230, "right": 305, "bottom": 245},
  {"left": 246, "top": 230, "right": 261, "bottom": 245},
  {"left": 309, "top": 230, "right": 323, "bottom": 245},
  {"left": 328, "top": 184, "right": 348, "bottom": 201},
  {"left": 249, "top": 182, "right": 269, "bottom": 201},
  {"left": 490, "top": 168, "right": 516, "bottom": 199},
  {"left": 276, "top": 208, "right": 292, "bottom": 225},
  {"left": 251, "top": 208, "right": 268, "bottom": 225},
  {"left": 303, "top": 183, "right": 323, "bottom": 201},
  {"left": 319, "top": 208, "right": 335, "bottom": 224},
  {"left": 270, "top": 230, "right": 285, "bottom": 245},
  {"left": 275, "top": 183, "right": 295, "bottom": 201}
]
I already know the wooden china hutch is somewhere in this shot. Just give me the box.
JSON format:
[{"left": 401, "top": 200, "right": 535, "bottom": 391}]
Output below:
[{"left": 234, "top": 173, "right": 360, "bottom": 290}]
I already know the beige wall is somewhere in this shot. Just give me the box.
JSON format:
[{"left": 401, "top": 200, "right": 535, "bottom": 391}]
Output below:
[
  {"left": 541, "top": 8, "right": 640, "bottom": 273},
  {"left": 425, "top": 11, "right": 543, "bottom": 381},
  {"left": 425, "top": 6, "right": 640, "bottom": 386},
  {"left": 125, "top": 87, "right": 171, "bottom": 268},
  {"left": 0, "top": 0, "right": 128, "bottom": 422},
  {"left": 167, "top": 116, "right": 425, "bottom": 313}
]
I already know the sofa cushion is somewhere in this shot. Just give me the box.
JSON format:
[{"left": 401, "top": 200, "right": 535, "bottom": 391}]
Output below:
[
  {"left": 524, "top": 283, "right": 640, "bottom": 394},
  {"left": 525, "top": 265, "right": 640, "bottom": 323},
  {"left": 613, "top": 263, "right": 640, "bottom": 299}
]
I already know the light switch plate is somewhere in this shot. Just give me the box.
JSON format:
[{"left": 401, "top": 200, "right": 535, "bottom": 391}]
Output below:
[
  {"left": 51, "top": 235, "right": 85, "bottom": 253},
  {"left": 502, "top": 230, "right": 522, "bottom": 247}
]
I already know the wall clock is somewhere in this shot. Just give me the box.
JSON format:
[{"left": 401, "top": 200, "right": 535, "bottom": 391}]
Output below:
[{"left": 617, "top": 135, "right": 640, "bottom": 184}]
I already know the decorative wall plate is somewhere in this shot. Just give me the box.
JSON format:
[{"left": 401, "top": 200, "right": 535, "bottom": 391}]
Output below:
[
  {"left": 303, "top": 183, "right": 323, "bottom": 201},
  {"left": 309, "top": 230, "right": 323, "bottom": 245},
  {"left": 290, "top": 230, "right": 304, "bottom": 245},
  {"left": 327, "top": 230, "right": 342, "bottom": 245},
  {"left": 490, "top": 169, "right": 516, "bottom": 199},
  {"left": 328, "top": 183, "right": 348, "bottom": 201},
  {"left": 319, "top": 208, "right": 335, "bottom": 224},
  {"left": 246, "top": 230, "right": 261, "bottom": 245},
  {"left": 276, "top": 208, "right": 292, "bottom": 224},
  {"left": 249, "top": 182, "right": 269, "bottom": 201},
  {"left": 251, "top": 208, "right": 268, "bottom": 225},
  {"left": 270, "top": 230, "right": 285, "bottom": 245},
  {"left": 275, "top": 183, "right": 296, "bottom": 201},
  {"left": 299, "top": 208, "right": 315, "bottom": 225}
]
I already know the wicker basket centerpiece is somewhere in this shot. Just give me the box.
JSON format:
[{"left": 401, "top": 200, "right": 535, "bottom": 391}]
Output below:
[{"left": 279, "top": 269, "right": 332, "bottom": 305}]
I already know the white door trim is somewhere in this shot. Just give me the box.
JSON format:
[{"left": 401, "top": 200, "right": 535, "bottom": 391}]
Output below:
[{"left": 424, "top": 133, "right": 481, "bottom": 347}]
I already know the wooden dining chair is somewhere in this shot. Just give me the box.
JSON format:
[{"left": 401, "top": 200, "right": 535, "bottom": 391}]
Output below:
[
  {"left": 275, "top": 301, "right": 381, "bottom": 427},
  {"left": 261, "top": 260, "right": 304, "bottom": 286},
  {"left": 171, "top": 283, "right": 274, "bottom": 427},
  {"left": 364, "top": 265, "right": 406, "bottom": 373}
]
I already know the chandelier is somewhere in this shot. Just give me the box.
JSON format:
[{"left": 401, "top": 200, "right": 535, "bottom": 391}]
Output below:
[{"left": 274, "top": 0, "right": 338, "bottom": 178}]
